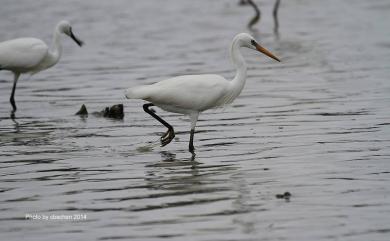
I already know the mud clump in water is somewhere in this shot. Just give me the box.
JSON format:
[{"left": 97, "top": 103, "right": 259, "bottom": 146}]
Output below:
[
  {"left": 75, "top": 104, "right": 124, "bottom": 119},
  {"left": 94, "top": 104, "right": 124, "bottom": 119},
  {"left": 75, "top": 104, "right": 88, "bottom": 116}
]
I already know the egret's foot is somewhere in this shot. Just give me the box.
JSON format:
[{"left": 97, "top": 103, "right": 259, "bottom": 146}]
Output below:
[
  {"left": 10, "top": 111, "right": 16, "bottom": 119},
  {"left": 190, "top": 152, "right": 196, "bottom": 162},
  {"left": 160, "top": 129, "right": 175, "bottom": 147}
]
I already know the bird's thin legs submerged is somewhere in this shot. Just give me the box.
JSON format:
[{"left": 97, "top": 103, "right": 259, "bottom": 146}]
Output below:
[
  {"left": 143, "top": 103, "right": 175, "bottom": 147},
  {"left": 10, "top": 72, "right": 20, "bottom": 113},
  {"left": 189, "top": 112, "right": 199, "bottom": 154}
]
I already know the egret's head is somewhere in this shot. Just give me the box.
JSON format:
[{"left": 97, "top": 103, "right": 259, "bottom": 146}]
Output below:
[
  {"left": 236, "top": 33, "right": 280, "bottom": 62},
  {"left": 57, "top": 20, "right": 84, "bottom": 47}
]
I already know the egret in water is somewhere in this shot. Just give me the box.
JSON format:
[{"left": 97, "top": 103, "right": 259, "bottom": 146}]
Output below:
[
  {"left": 126, "top": 33, "right": 280, "bottom": 154},
  {"left": 0, "top": 20, "right": 83, "bottom": 114}
]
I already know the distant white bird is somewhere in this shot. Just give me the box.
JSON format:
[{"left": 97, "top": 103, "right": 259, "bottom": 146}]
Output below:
[
  {"left": 0, "top": 20, "right": 83, "bottom": 114},
  {"left": 126, "top": 33, "right": 280, "bottom": 154}
]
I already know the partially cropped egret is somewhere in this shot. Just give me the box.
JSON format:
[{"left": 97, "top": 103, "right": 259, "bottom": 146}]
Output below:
[
  {"left": 0, "top": 20, "right": 83, "bottom": 114},
  {"left": 126, "top": 33, "right": 280, "bottom": 154}
]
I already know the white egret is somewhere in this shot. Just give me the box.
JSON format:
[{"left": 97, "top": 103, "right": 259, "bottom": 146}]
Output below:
[
  {"left": 0, "top": 20, "right": 83, "bottom": 114},
  {"left": 125, "top": 33, "right": 280, "bottom": 154}
]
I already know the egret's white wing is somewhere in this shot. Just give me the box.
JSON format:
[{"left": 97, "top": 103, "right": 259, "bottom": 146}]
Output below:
[
  {"left": 126, "top": 74, "right": 230, "bottom": 111},
  {"left": 0, "top": 38, "right": 48, "bottom": 71}
]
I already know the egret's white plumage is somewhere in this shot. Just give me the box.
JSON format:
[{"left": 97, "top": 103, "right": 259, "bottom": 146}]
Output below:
[
  {"left": 0, "top": 38, "right": 48, "bottom": 72},
  {"left": 0, "top": 20, "right": 83, "bottom": 114},
  {"left": 126, "top": 74, "right": 229, "bottom": 114},
  {"left": 126, "top": 33, "right": 280, "bottom": 153}
]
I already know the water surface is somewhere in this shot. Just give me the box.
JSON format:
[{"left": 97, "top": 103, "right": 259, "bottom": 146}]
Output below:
[{"left": 1, "top": 0, "right": 390, "bottom": 240}]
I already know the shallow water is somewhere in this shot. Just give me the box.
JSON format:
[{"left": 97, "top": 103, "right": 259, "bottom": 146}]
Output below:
[{"left": 1, "top": 0, "right": 390, "bottom": 240}]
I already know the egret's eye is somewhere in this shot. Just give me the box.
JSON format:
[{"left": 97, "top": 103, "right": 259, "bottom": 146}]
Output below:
[{"left": 251, "top": 39, "right": 256, "bottom": 46}]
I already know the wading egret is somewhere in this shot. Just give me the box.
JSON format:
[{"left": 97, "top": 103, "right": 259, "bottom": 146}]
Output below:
[
  {"left": 125, "top": 33, "right": 280, "bottom": 154},
  {"left": 0, "top": 20, "right": 83, "bottom": 114}
]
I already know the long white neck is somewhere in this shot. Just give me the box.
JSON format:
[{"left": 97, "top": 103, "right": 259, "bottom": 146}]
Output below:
[
  {"left": 228, "top": 37, "right": 247, "bottom": 101},
  {"left": 48, "top": 26, "right": 63, "bottom": 66}
]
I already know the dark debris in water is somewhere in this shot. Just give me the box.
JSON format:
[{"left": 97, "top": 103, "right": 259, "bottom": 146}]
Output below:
[
  {"left": 316, "top": 111, "right": 369, "bottom": 116},
  {"left": 276, "top": 192, "right": 291, "bottom": 200},
  {"left": 75, "top": 104, "right": 88, "bottom": 116},
  {"left": 94, "top": 104, "right": 124, "bottom": 119},
  {"left": 75, "top": 104, "right": 124, "bottom": 119}
]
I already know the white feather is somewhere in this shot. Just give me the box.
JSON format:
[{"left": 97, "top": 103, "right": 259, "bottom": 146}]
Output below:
[
  {"left": 126, "top": 74, "right": 230, "bottom": 113},
  {"left": 0, "top": 38, "right": 48, "bottom": 72}
]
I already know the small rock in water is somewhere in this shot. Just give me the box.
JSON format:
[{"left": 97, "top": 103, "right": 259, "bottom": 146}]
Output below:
[
  {"left": 276, "top": 192, "right": 291, "bottom": 200},
  {"left": 75, "top": 104, "right": 88, "bottom": 116},
  {"left": 93, "top": 104, "right": 124, "bottom": 119},
  {"left": 105, "top": 104, "right": 124, "bottom": 119}
]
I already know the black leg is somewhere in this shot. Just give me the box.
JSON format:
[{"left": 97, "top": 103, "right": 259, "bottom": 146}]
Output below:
[
  {"left": 189, "top": 128, "right": 195, "bottom": 154},
  {"left": 143, "top": 103, "right": 175, "bottom": 147},
  {"left": 273, "top": 0, "right": 281, "bottom": 37},
  {"left": 247, "top": 0, "right": 261, "bottom": 29},
  {"left": 10, "top": 73, "right": 20, "bottom": 112},
  {"left": 188, "top": 113, "right": 199, "bottom": 154}
]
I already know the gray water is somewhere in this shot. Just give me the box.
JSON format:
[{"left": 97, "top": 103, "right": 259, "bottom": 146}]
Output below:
[{"left": 1, "top": 0, "right": 390, "bottom": 240}]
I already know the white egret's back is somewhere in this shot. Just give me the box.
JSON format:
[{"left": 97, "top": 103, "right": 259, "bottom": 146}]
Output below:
[
  {"left": 0, "top": 38, "right": 48, "bottom": 72},
  {"left": 126, "top": 74, "right": 231, "bottom": 113}
]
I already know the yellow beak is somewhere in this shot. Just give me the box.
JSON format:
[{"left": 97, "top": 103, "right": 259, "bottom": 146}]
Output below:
[{"left": 255, "top": 43, "right": 280, "bottom": 62}]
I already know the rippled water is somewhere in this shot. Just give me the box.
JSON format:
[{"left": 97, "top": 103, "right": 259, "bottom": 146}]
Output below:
[{"left": 1, "top": 0, "right": 390, "bottom": 240}]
